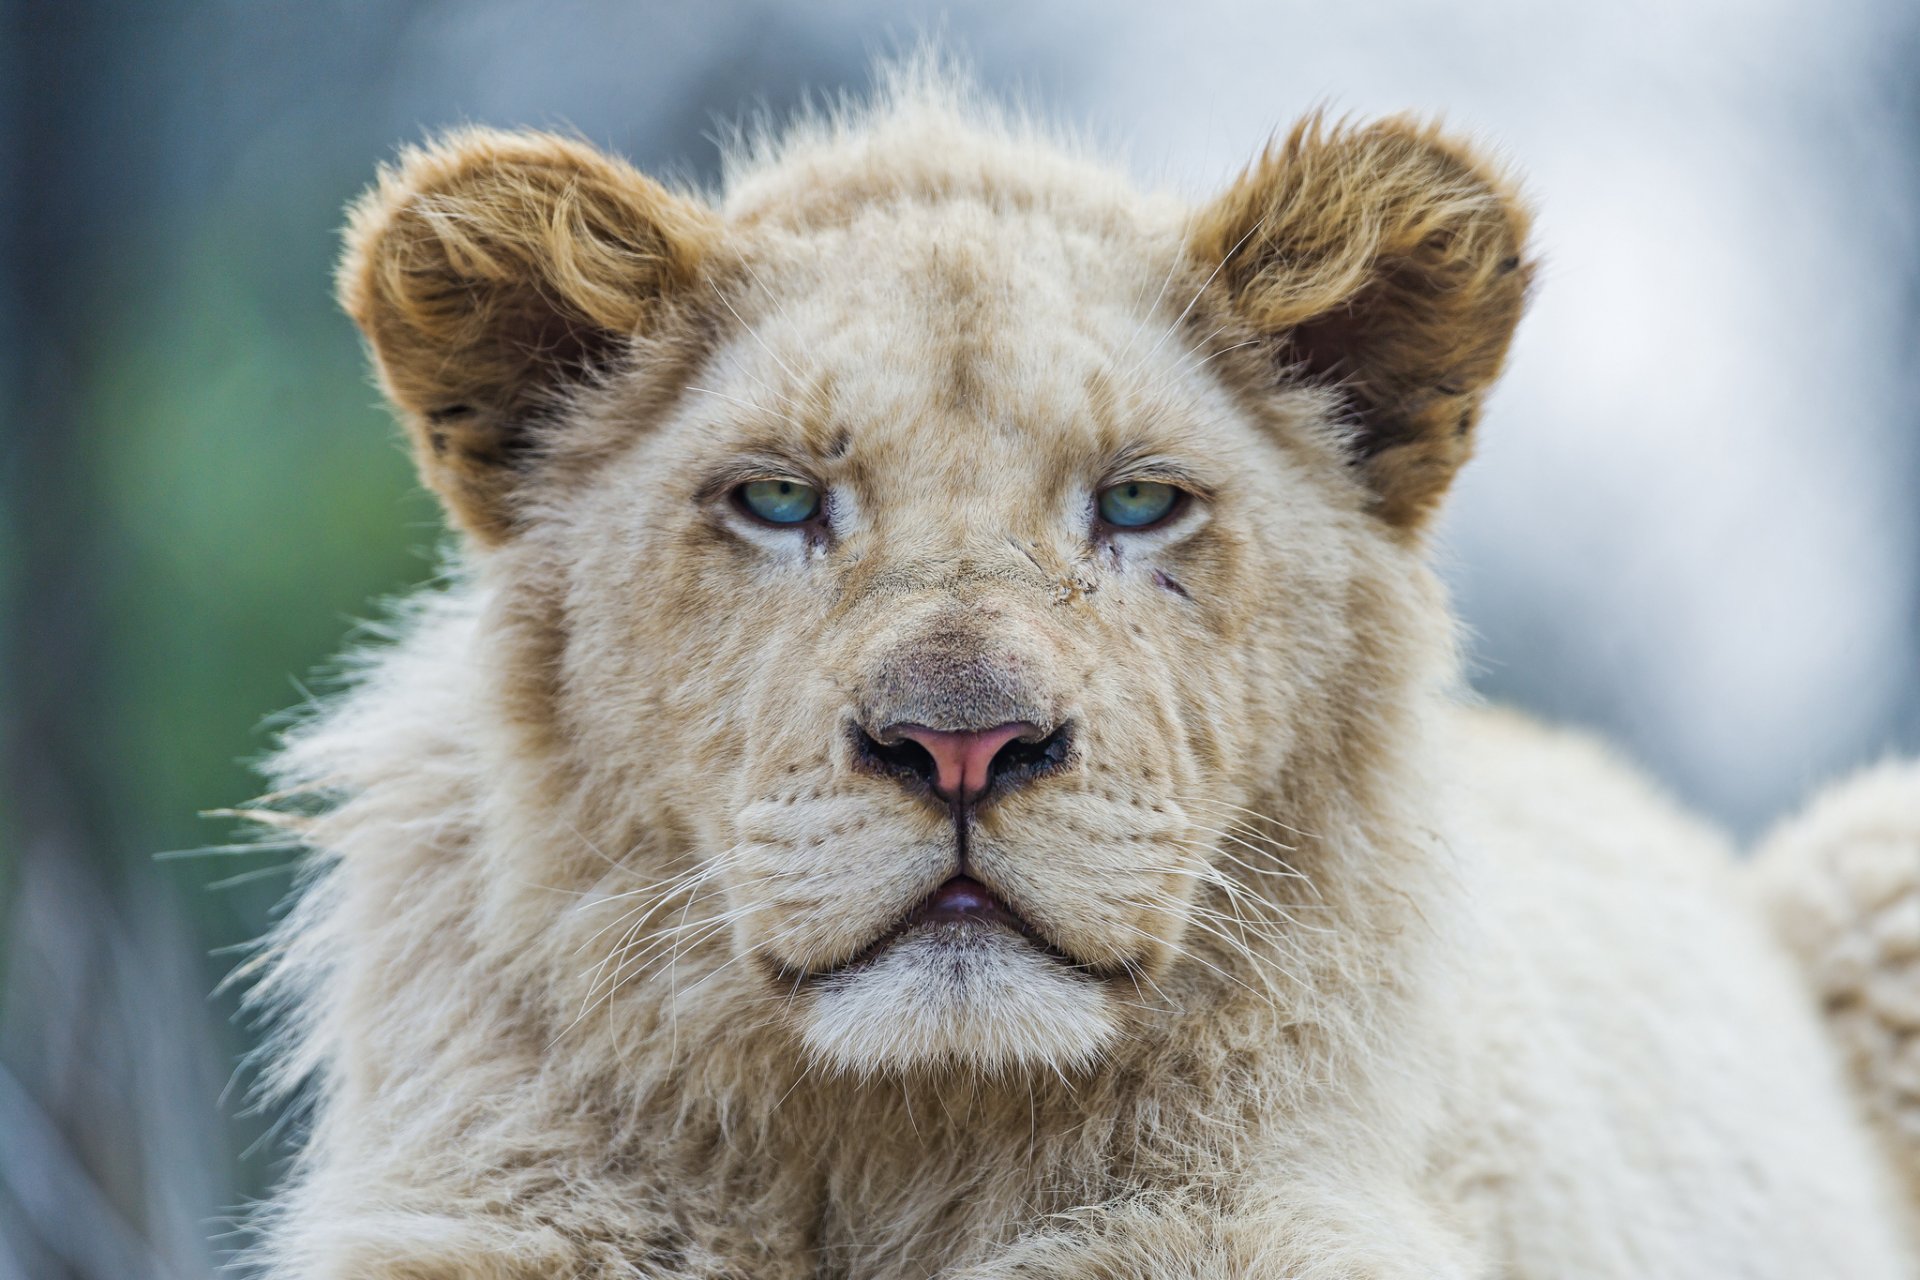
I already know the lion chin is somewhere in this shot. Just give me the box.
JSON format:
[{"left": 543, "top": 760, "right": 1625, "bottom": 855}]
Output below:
[
  {"left": 774, "top": 873, "right": 1124, "bottom": 1076},
  {"left": 796, "top": 925, "right": 1120, "bottom": 1077}
]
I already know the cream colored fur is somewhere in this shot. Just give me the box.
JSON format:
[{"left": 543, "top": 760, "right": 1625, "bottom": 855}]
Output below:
[
  {"left": 1754, "top": 760, "right": 1920, "bottom": 1237},
  {"left": 243, "top": 63, "right": 1917, "bottom": 1278}
]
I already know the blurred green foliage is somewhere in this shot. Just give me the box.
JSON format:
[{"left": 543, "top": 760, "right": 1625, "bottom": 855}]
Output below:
[{"left": 100, "top": 218, "right": 439, "bottom": 935}]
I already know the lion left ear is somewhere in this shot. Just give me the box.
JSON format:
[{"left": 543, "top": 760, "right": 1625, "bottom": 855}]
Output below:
[
  {"left": 338, "top": 128, "right": 722, "bottom": 543},
  {"left": 1192, "top": 115, "right": 1533, "bottom": 529}
]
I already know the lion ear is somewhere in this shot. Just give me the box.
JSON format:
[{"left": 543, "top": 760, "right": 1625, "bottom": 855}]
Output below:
[
  {"left": 1193, "top": 115, "right": 1533, "bottom": 530},
  {"left": 338, "top": 128, "right": 720, "bottom": 542}
]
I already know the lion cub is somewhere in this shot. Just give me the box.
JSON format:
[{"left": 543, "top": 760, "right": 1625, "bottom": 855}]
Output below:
[{"left": 245, "top": 65, "right": 1917, "bottom": 1278}]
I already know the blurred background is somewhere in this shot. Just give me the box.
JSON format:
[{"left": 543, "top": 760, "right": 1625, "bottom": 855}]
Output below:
[{"left": 2, "top": 0, "right": 1915, "bottom": 1275}]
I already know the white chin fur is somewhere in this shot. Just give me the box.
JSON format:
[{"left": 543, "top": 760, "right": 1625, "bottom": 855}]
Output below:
[{"left": 797, "top": 927, "right": 1119, "bottom": 1077}]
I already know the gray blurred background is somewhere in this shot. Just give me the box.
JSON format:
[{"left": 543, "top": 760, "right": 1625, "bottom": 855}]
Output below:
[{"left": 2, "top": 1, "right": 1915, "bottom": 1275}]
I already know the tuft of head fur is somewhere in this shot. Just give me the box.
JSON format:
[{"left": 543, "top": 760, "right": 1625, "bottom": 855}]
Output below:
[{"left": 1752, "top": 759, "right": 1920, "bottom": 1231}]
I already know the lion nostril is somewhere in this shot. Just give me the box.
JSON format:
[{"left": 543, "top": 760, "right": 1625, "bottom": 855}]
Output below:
[
  {"left": 853, "top": 726, "right": 940, "bottom": 789},
  {"left": 986, "top": 722, "right": 1073, "bottom": 790}
]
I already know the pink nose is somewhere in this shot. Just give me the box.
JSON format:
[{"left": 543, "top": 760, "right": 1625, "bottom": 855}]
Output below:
[{"left": 890, "top": 722, "right": 1033, "bottom": 803}]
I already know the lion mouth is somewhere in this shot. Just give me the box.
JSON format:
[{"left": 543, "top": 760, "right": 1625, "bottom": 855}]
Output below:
[
  {"left": 907, "top": 874, "right": 1027, "bottom": 930},
  {"left": 786, "top": 874, "right": 1089, "bottom": 983}
]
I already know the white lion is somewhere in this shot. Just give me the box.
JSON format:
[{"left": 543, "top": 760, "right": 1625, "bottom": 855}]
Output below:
[{"left": 242, "top": 61, "right": 1920, "bottom": 1278}]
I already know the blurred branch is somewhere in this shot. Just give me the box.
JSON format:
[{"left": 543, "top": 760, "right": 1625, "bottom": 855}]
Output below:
[{"left": 0, "top": 1063, "right": 162, "bottom": 1280}]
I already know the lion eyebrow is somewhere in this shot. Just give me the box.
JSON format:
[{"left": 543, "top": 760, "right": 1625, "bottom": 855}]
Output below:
[
  {"left": 692, "top": 450, "right": 825, "bottom": 505},
  {"left": 1100, "top": 449, "right": 1217, "bottom": 501}
]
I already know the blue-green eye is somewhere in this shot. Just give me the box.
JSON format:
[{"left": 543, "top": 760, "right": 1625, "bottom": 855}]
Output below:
[
  {"left": 1097, "top": 480, "right": 1182, "bottom": 529},
  {"left": 737, "top": 479, "right": 821, "bottom": 525}
]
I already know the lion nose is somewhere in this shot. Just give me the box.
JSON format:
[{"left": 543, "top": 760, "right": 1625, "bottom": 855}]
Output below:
[
  {"left": 894, "top": 723, "right": 1029, "bottom": 801},
  {"left": 855, "top": 720, "right": 1074, "bottom": 807}
]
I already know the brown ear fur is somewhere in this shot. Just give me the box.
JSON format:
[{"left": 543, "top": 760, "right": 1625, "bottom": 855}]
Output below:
[
  {"left": 338, "top": 128, "right": 720, "bottom": 541},
  {"left": 1193, "top": 115, "right": 1533, "bottom": 529}
]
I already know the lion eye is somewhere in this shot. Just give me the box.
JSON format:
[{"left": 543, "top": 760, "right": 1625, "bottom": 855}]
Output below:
[
  {"left": 1096, "top": 481, "right": 1181, "bottom": 529},
  {"left": 737, "top": 479, "right": 821, "bottom": 525}
]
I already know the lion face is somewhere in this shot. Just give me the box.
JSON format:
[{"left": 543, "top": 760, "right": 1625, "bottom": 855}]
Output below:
[
  {"left": 544, "top": 204, "right": 1363, "bottom": 1073},
  {"left": 337, "top": 110, "right": 1528, "bottom": 1076}
]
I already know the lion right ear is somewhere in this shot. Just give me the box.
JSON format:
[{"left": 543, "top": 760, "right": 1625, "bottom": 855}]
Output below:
[
  {"left": 1191, "top": 116, "right": 1532, "bottom": 531},
  {"left": 338, "top": 128, "right": 720, "bottom": 542}
]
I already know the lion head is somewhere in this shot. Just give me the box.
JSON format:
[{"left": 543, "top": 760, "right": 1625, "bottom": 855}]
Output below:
[{"left": 333, "top": 85, "right": 1528, "bottom": 1080}]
